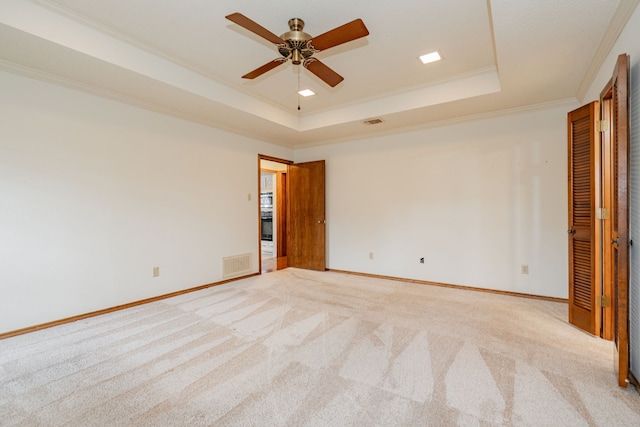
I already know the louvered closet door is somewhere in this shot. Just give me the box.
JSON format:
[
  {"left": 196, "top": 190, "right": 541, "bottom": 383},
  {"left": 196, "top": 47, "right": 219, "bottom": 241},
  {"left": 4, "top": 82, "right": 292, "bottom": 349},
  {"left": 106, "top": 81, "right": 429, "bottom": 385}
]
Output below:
[{"left": 568, "top": 102, "right": 598, "bottom": 335}]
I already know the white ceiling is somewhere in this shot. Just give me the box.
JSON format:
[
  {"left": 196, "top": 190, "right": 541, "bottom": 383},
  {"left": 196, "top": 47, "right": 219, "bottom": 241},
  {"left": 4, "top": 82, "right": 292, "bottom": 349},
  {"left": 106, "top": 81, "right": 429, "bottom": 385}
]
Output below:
[{"left": 0, "top": 0, "right": 637, "bottom": 148}]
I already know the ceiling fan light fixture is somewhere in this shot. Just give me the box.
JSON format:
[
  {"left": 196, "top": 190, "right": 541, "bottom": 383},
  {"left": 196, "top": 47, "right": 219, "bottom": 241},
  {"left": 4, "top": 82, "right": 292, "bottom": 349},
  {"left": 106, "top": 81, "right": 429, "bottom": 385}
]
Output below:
[
  {"left": 298, "top": 89, "right": 315, "bottom": 97},
  {"left": 226, "top": 13, "right": 369, "bottom": 87},
  {"left": 419, "top": 51, "right": 442, "bottom": 64}
]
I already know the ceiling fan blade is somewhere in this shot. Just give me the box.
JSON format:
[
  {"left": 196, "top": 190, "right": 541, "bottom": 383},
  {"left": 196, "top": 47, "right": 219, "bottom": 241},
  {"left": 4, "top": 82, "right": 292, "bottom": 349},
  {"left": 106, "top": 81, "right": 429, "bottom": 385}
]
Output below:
[
  {"left": 309, "top": 19, "right": 369, "bottom": 51},
  {"left": 304, "top": 59, "right": 344, "bottom": 87},
  {"left": 225, "top": 13, "right": 283, "bottom": 45},
  {"left": 242, "top": 59, "right": 286, "bottom": 79}
]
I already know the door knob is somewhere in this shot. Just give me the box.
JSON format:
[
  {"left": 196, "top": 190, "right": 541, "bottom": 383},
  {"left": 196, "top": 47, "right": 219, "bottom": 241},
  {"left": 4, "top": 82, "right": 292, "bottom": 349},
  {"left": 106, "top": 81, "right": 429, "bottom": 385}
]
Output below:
[
  {"left": 567, "top": 229, "right": 575, "bottom": 235},
  {"left": 612, "top": 237, "right": 620, "bottom": 246}
]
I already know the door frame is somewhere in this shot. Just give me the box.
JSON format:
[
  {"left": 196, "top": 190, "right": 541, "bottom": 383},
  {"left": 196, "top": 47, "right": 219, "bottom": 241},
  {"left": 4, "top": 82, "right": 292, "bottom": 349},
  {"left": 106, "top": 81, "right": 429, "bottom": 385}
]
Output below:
[
  {"left": 258, "top": 154, "right": 293, "bottom": 274},
  {"left": 598, "top": 93, "right": 615, "bottom": 341},
  {"left": 599, "top": 93, "right": 614, "bottom": 341}
]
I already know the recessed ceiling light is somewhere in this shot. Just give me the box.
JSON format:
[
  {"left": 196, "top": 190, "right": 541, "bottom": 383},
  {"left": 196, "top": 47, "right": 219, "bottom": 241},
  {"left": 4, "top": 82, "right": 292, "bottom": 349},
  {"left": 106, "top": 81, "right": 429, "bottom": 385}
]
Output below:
[
  {"left": 419, "top": 51, "right": 442, "bottom": 64},
  {"left": 298, "top": 89, "right": 315, "bottom": 97}
]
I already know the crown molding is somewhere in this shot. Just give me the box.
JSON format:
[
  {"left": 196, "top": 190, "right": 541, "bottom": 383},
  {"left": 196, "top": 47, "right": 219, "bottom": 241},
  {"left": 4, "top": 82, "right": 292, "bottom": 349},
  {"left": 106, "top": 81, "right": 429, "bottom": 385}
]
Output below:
[
  {"left": 0, "top": 59, "right": 300, "bottom": 148},
  {"left": 294, "top": 98, "right": 579, "bottom": 149},
  {"left": 576, "top": 0, "right": 640, "bottom": 102}
]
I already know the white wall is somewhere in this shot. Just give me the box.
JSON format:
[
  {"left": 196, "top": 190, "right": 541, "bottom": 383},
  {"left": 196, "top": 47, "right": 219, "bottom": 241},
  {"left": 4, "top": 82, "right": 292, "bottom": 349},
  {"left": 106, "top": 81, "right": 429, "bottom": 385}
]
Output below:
[
  {"left": 582, "top": 3, "right": 640, "bottom": 380},
  {"left": 4, "top": 5, "right": 638, "bottom": 341},
  {"left": 0, "top": 71, "right": 292, "bottom": 333},
  {"left": 296, "top": 105, "right": 571, "bottom": 298}
]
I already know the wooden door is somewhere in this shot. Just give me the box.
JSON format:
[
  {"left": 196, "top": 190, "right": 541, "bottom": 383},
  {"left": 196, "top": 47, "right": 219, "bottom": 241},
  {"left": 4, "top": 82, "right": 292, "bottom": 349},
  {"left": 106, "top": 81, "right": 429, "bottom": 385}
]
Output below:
[
  {"left": 602, "top": 53, "right": 630, "bottom": 387},
  {"left": 568, "top": 102, "right": 598, "bottom": 335},
  {"left": 288, "top": 160, "right": 326, "bottom": 271},
  {"left": 275, "top": 170, "right": 288, "bottom": 270}
]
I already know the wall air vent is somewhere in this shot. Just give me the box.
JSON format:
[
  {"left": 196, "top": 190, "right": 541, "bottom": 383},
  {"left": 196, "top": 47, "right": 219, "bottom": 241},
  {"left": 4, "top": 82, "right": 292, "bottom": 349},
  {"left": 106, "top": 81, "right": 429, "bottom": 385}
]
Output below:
[
  {"left": 363, "top": 118, "right": 384, "bottom": 125},
  {"left": 222, "top": 253, "right": 251, "bottom": 279}
]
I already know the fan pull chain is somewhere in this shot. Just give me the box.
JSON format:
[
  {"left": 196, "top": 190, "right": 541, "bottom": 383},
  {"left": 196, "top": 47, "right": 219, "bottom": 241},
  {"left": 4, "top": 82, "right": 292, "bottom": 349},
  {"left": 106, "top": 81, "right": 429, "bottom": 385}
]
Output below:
[{"left": 297, "top": 65, "right": 301, "bottom": 111}]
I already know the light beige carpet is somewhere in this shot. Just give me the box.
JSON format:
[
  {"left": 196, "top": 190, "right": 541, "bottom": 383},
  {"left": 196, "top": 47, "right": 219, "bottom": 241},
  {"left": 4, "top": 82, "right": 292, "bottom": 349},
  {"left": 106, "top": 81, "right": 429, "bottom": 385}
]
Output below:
[{"left": 1, "top": 268, "right": 639, "bottom": 426}]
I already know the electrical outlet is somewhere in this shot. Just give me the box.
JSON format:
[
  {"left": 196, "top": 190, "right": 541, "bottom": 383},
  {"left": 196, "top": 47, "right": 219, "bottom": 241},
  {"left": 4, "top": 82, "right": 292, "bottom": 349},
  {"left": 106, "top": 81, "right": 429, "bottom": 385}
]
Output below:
[
  {"left": 153, "top": 267, "right": 160, "bottom": 277},
  {"left": 369, "top": 252, "right": 374, "bottom": 260},
  {"left": 521, "top": 265, "right": 529, "bottom": 274}
]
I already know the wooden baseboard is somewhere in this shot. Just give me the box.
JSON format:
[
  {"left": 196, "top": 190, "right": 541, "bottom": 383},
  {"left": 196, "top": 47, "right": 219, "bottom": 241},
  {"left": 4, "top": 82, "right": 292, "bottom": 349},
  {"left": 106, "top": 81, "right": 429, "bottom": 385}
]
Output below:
[
  {"left": 1, "top": 269, "right": 568, "bottom": 341},
  {"left": 326, "top": 269, "right": 568, "bottom": 303},
  {"left": 0, "top": 272, "right": 259, "bottom": 341}
]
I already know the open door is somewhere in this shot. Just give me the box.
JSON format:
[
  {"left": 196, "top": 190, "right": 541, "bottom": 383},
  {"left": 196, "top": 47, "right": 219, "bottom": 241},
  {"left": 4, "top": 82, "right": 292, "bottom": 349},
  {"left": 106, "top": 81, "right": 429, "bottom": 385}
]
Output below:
[
  {"left": 275, "top": 170, "right": 288, "bottom": 270},
  {"left": 601, "top": 53, "right": 630, "bottom": 388},
  {"left": 288, "top": 160, "right": 326, "bottom": 271},
  {"left": 568, "top": 101, "right": 598, "bottom": 335}
]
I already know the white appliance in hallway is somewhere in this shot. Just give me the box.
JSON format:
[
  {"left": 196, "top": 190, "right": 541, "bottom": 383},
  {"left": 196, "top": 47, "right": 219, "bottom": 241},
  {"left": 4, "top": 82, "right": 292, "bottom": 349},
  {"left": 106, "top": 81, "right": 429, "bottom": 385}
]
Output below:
[{"left": 260, "top": 172, "right": 275, "bottom": 257}]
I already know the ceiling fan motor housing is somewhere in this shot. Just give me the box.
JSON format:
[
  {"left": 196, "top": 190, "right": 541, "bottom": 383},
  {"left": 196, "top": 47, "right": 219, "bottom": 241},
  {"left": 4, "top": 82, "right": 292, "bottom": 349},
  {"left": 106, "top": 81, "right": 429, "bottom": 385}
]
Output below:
[{"left": 279, "top": 18, "right": 315, "bottom": 64}]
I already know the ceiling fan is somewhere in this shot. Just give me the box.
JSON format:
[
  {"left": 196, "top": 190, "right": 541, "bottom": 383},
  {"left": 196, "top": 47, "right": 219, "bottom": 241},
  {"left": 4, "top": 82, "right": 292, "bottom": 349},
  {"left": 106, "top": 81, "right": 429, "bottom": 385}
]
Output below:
[{"left": 225, "top": 13, "right": 369, "bottom": 87}]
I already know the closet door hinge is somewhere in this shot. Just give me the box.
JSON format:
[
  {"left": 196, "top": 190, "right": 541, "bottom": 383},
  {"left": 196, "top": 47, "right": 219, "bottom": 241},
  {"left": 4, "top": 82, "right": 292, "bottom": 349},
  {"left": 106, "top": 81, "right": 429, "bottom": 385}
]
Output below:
[
  {"left": 596, "top": 120, "right": 609, "bottom": 132},
  {"left": 596, "top": 208, "right": 609, "bottom": 220},
  {"left": 597, "top": 295, "right": 611, "bottom": 308}
]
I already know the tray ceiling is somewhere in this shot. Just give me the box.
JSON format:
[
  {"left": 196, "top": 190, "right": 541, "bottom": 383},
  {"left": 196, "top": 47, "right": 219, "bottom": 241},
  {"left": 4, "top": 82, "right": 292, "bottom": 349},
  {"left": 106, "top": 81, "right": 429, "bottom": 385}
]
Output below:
[{"left": 0, "top": 0, "right": 634, "bottom": 147}]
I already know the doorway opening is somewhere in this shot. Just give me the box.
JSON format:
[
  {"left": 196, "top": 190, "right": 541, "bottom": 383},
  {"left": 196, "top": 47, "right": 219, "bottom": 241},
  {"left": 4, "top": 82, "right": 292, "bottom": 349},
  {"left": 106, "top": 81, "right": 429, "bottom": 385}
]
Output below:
[
  {"left": 258, "top": 154, "right": 327, "bottom": 274},
  {"left": 259, "top": 156, "right": 291, "bottom": 274}
]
